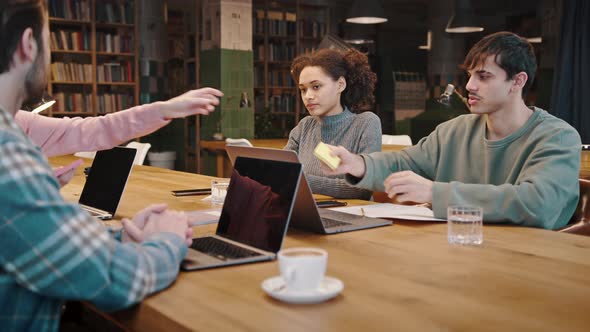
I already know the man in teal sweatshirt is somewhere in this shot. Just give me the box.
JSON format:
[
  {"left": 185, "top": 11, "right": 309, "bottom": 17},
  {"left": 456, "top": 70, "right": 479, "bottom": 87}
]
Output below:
[{"left": 324, "top": 31, "right": 581, "bottom": 230}]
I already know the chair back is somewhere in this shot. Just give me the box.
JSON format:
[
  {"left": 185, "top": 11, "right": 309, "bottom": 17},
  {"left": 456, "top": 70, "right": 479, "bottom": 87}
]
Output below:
[
  {"left": 126, "top": 141, "right": 151, "bottom": 165},
  {"left": 382, "top": 135, "right": 412, "bottom": 146},
  {"left": 559, "top": 178, "right": 590, "bottom": 236}
]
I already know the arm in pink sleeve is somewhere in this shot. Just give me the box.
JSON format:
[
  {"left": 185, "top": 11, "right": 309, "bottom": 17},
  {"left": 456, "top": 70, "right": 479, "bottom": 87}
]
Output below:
[{"left": 15, "top": 104, "right": 170, "bottom": 157}]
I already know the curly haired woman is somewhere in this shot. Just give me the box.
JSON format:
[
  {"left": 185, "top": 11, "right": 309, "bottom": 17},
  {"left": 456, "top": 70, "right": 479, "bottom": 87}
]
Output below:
[{"left": 285, "top": 48, "right": 382, "bottom": 199}]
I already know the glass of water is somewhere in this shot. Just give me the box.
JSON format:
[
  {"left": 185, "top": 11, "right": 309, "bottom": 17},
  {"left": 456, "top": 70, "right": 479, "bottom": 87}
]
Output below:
[
  {"left": 447, "top": 206, "right": 483, "bottom": 245},
  {"left": 211, "top": 178, "right": 230, "bottom": 206}
]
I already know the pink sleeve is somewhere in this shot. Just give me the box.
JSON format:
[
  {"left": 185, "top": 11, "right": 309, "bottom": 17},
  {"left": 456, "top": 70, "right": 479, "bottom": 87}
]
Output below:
[{"left": 15, "top": 105, "right": 170, "bottom": 157}]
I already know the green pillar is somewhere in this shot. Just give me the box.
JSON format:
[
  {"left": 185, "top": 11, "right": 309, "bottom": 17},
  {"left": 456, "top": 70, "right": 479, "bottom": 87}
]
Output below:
[{"left": 200, "top": 0, "right": 254, "bottom": 141}]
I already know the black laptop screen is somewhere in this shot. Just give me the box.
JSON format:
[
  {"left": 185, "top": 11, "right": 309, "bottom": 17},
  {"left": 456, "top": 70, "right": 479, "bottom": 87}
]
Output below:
[
  {"left": 216, "top": 157, "right": 301, "bottom": 253},
  {"left": 78, "top": 147, "right": 136, "bottom": 213}
]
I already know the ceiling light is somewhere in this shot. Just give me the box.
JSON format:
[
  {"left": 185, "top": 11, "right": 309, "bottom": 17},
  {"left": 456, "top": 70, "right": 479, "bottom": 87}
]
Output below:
[{"left": 346, "top": 0, "right": 388, "bottom": 24}]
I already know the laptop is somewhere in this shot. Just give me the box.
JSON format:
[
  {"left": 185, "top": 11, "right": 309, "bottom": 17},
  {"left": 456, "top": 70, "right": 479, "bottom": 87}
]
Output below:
[
  {"left": 226, "top": 145, "right": 392, "bottom": 234},
  {"left": 182, "top": 156, "right": 302, "bottom": 271},
  {"left": 78, "top": 146, "right": 137, "bottom": 220}
]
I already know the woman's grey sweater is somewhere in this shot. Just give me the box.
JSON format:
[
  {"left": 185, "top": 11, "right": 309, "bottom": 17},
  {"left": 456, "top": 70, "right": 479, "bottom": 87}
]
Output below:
[{"left": 285, "top": 108, "right": 382, "bottom": 199}]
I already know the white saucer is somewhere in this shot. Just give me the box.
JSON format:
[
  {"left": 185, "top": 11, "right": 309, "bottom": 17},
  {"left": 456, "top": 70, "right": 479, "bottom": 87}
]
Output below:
[{"left": 261, "top": 276, "right": 344, "bottom": 304}]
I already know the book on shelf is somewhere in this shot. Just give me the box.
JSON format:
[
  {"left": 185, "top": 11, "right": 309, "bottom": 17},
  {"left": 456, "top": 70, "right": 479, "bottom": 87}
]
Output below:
[
  {"left": 53, "top": 92, "right": 92, "bottom": 113},
  {"left": 49, "top": 0, "right": 91, "bottom": 21},
  {"left": 267, "top": 69, "right": 293, "bottom": 87},
  {"left": 50, "top": 30, "right": 90, "bottom": 51},
  {"left": 298, "top": 19, "right": 326, "bottom": 39},
  {"left": 266, "top": 11, "right": 296, "bottom": 36},
  {"left": 97, "top": 61, "right": 133, "bottom": 83},
  {"left": 95, "top": 1, "right": 134, "bottom": 24},
  {"left": 98, "top": 93, "right": 134, "bottom": 114},
  {"left": 254, "top": 10, "right": 265, "bottom": 34},
  {"left": 268, "top": 42, "right": 295, "bottom": 62},
  {"left": 269, "top": 94, "right": 295, "bottom": 113},
  {"left": 255, "top": 44, "right": 265, "bottom": 61},
  {"left": 51, "top": 62, "right": 92, "bottom": 82},
  {"left": 96, "top": 32, "right": 134, "bottom": 53}
]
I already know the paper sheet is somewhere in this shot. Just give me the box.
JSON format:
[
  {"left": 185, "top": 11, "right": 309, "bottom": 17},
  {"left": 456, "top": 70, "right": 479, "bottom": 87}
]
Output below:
[{"left": 330, "top": 203, "right": 445, "bottom": 221}]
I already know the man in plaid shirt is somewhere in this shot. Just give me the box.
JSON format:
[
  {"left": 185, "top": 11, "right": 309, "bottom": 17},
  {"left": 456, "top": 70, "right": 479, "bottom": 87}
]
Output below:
[{"left": 0, "top": 1, "right": 194, "bottom": 330}]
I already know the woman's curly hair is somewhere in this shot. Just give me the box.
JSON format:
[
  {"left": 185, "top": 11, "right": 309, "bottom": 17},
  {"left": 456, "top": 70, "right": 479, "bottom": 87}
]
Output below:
[{"left": 290, "top": 48, "right": 377, "bottom": 110}]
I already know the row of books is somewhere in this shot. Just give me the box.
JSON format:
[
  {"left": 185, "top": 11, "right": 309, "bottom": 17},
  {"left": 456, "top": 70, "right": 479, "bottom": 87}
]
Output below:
[
  {"left": 299, "top": 19, "right": 326, "bottom": 39},
  {"left": 299, "top": 46, "right": 317, "bottom": 55},
  {"left": 269, "top": 93, "right": 297, "bottom": 113},
  {"left": 50, "top": 30, "right": 90, "bottom": 51},
  {"left": 96, "top": 32, "right": 134, "bottom": 53},
  {"left": 49, "top": 0, "right": 90, "bottom": 21},
  {"left": 268, "top": 43, "right": 296, "bottom": 62},
  {"left": 97, "top": 93, "right": 134, "bottom": 114},
  {"left": 255, "top": 70, "right": 294, "bottom": 88},
  {"left": 253, "top": 93, "right": 297, "bottom": 113},
  {"left": 253, "top": 11, "right": 325, "bottom": 39},
  {"left": 53, "top": 92, "right": 92, "bottom": 113},
  {"left": 96, "top": 62, "right": 134, "bottom": 83},
  {"left": 96, "top": 1, "right": 134, "bottom": 24},
  {"left": 51, "top": 62, "right": 92, "bottom": 82},
  {"left": 255, "top": 43, "right": 296, "bottom": 62},
  {"left": 254, "top": 11, "right": 297, "bottom": 36}
]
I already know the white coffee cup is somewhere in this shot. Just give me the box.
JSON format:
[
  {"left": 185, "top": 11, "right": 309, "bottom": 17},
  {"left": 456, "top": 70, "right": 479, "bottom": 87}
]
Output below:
[{"left": 277, "top": 247, "right": 327, "bottom": 292}]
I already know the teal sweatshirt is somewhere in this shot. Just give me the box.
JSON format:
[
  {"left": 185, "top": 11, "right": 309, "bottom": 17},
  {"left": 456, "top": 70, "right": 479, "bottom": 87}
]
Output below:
[{"left": 351, "top": 107, "right": 581, "bottom": 229}]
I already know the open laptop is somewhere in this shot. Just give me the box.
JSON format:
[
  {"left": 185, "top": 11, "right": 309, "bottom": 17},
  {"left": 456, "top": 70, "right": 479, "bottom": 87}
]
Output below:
[
  {"left": 182, "top": 156, "right": 302, "bottom": 271},
  {"left": 78, "top": 146, "right": 137, "bottom": 220},
  {"left": 226, "top": 145, "right": 392, "bottom": 234}
]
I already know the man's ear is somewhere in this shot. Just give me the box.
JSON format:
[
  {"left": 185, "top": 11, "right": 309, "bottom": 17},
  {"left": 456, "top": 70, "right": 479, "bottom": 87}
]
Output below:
[
  {"left": 512, "top": 72, "right": 528, "bottom": 91},
  {"left": 337, "top": 76, "right": 346, "bottom": 93},
  {"left": 16, "top": 28, "right": 38, "bottom": 64}
]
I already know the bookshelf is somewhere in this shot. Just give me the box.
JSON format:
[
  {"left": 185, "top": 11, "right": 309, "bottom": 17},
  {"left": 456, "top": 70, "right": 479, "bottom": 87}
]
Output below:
[
  {"left": 165, "top": 1, "right": 201, "bottom": 172},
  {"left": 253, "top": 0, "right": 329, "bottom": 138},
  {"left": 47, "top": 0, "right": 138, "bottom": 117}
]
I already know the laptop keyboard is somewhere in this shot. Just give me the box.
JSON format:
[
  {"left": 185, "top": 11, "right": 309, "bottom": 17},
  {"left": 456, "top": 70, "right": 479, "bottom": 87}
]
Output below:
[
  {"left": 322, "top": 217, "right": 352, "bottom": 228},
  {"left": 190, "top": 237, "right": 261, "bottom": 261}
]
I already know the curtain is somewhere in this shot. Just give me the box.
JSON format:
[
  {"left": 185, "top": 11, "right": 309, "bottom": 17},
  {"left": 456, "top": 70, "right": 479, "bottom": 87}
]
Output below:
[{"left": 551, "top": 0, "right": 590, "bottom": 143}]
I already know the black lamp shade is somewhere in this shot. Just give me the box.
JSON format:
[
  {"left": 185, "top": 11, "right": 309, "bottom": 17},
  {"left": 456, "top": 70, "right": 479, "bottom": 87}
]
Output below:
[
  {"left": 346, "top": 0, "right": 388, "bottom": 24},
  {"left": 445, "top": 0, "right": 484, "bottom": 33}
]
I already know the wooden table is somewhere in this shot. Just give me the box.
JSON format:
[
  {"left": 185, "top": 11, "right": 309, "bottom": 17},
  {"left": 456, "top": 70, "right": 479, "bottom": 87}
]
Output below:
[{"left": 53, "top": 155, "right": 590, "bottom": 332}]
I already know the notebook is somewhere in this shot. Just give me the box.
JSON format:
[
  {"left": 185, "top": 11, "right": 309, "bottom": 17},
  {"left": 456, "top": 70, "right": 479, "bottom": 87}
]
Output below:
[
  {"left": 78, "top": 146, "right": 137, "bottom": 220},
  {"left": 182, "top": 156, "right": 302, "bottom": 271},
  {"left": 225, "top": 145, "right": 392, "bottom": 234}
]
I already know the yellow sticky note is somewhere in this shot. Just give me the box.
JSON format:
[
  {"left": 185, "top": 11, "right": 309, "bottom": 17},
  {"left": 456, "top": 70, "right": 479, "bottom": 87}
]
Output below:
[{"left": 313, "top": 142, "right": 341, "bottom": 170}]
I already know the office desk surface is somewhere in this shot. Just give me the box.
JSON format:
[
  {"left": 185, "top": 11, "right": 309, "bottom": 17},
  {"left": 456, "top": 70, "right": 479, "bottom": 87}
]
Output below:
[{"left": 52, "top": 156, "right": 590, "bottom": 332}]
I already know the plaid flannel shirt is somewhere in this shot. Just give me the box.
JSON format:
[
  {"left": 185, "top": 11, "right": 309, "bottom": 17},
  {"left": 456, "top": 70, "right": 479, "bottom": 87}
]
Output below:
[{"left": 0, "top": 109, "right": 187, "bottom": 331}]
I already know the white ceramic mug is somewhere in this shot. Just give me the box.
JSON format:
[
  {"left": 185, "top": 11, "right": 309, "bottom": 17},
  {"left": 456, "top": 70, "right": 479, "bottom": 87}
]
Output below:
[{"left": 277, "top": 248, "right": 327, "bottom": 292}]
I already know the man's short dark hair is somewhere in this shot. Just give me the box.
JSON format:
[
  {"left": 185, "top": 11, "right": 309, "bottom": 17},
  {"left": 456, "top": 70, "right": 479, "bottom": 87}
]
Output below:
[
  {"left": 462, "top": 31, "right": 537, "bottom": 97},
  {"left": 0, "top": 0, "right": 46, "bottom": 74}
]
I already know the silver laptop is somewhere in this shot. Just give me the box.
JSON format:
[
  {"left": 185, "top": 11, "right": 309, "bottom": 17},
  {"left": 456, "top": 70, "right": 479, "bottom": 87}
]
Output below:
[
  {"left": 226, "top": 145, "right": 392, "bottom": 234},
  {"left": 182, "top": 156, "right": 302, "bottom": 271},
  {"left": 78, "top": 146, "right": 136, "bottom": 220}
]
